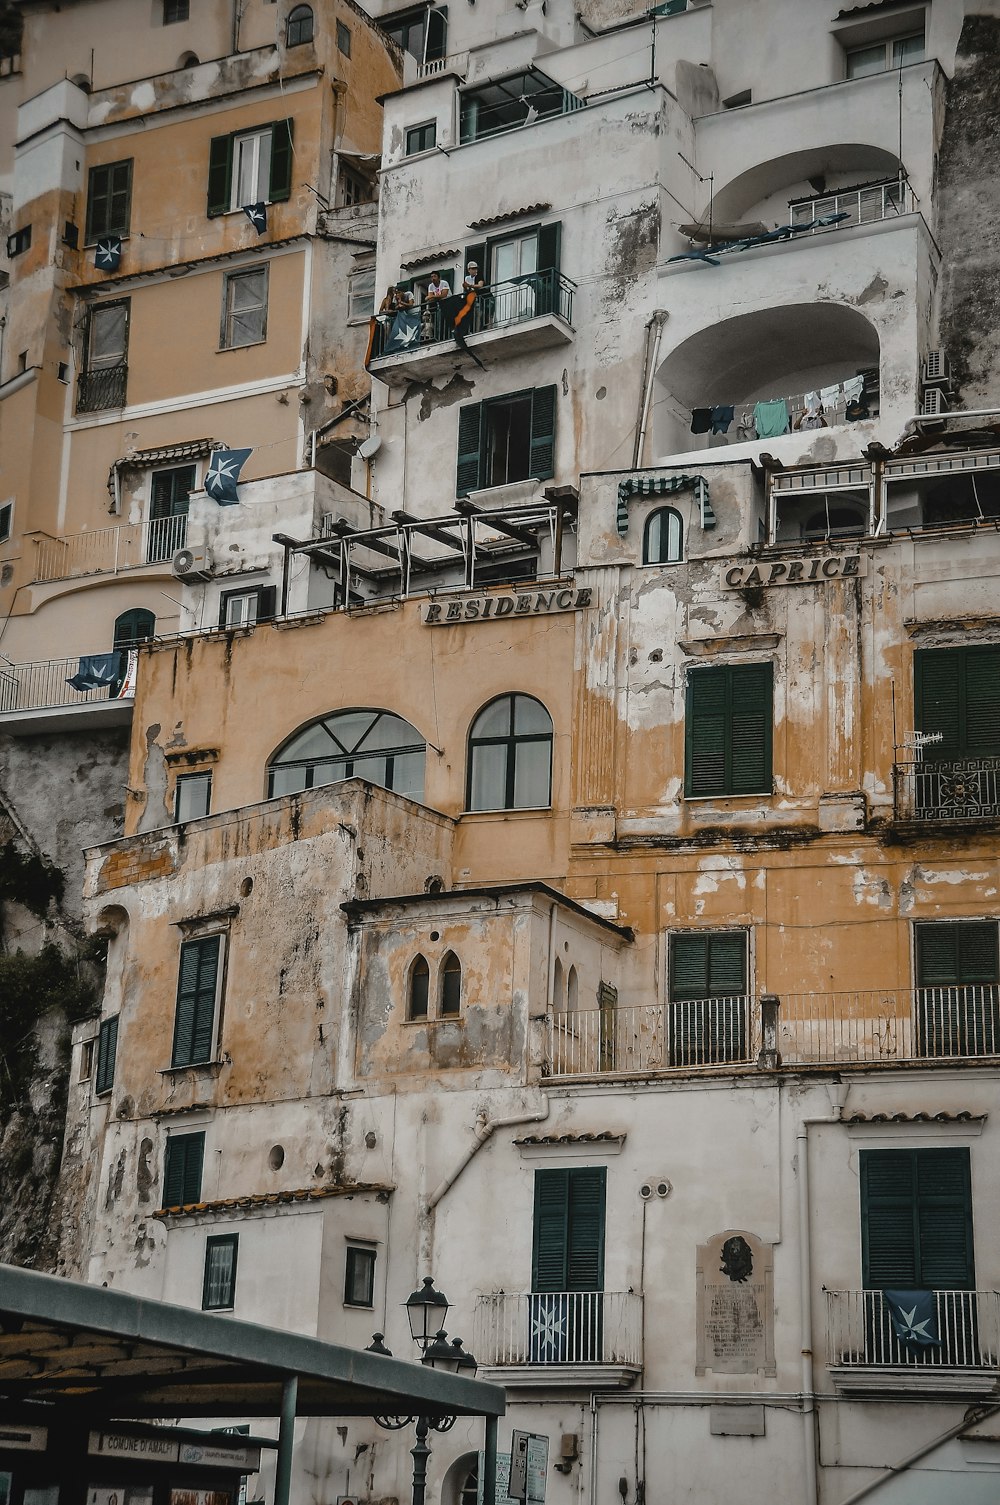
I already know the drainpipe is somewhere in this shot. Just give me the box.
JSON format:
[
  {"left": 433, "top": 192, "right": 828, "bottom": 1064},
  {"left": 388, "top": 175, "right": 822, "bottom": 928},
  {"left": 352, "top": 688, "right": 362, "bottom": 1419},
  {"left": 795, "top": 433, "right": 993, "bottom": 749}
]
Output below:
[
  {"left": 901, "top": 407, "right": 1000, "bottom": 440},
  {"left": 797, "top": 1081, "right": 850, "bottom": 1505},
  {"left": 633, "top": 311, "right": 668, "bottom": 468}
]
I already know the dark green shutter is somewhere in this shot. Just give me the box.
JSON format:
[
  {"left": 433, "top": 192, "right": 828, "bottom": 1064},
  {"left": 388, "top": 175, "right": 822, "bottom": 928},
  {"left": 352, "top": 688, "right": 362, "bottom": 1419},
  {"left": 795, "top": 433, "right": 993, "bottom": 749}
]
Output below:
[
  {"left": 685, "top": 668, "right": 727, "bottom": 796},
  {"left": 85, "top": 165, "right": 107, "bottom": 243},
  {"left": 109, "top": 160, "right": 132, "bottom": 237},
  {"left": 965, "top": 648, "right": 1000, "bottom": 754},
  {"left": 685, "top": 663, "right": 772, "bottom": 796},
  {"left": 529, "top": 385, "right": 557, "bottom": 480},
  {"left": 536, "top": 220, "right": 561, "bottom": 274},
  {"left": 207, "top": 133, "right": 234, "bottom": 217},
  {"left": 163, "top": 1131, "right": 205, "bottom": 1207},
  {"left": 532, "top": 1167, "right": 606, "bottom": 1292},
  {"left": 456, "top": 402, "right": 483, "bottom": 496},
  {"left": 257, "top": 585, "right": 277, "bottom": 621},
  {"left": 172, "top": 935, "right": 221, "bottom": 1067},
  {"left": 464, "top": 241, "right": 486, "bottom": 280},
  {"left": 915, "top": 646, "right": 1000, "bottom": 759},
  {"left": 730, "top": 662, "right": 772, "bottom": 793},
  {"left": 95, "top": 1017, "right": 118, "bottom": 1094},
  {"left": 861, "top": 1148, "right": 974, "bottom": 1289},
  {"left": 670, "top": 933, "right": 746, "bottom": 1000},
  {"left": 269, "top": 119, "right": 294, "bottom": 202},
  {"left": 916, "top": 922, "right": 999, "bottom": 987}
]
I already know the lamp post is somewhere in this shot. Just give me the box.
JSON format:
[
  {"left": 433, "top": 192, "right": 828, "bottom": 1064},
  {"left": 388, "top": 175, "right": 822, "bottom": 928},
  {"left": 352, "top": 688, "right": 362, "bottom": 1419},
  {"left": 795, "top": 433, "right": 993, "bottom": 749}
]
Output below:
[{"left": 368, "top": 1279, "right": 479, "bottom": 1505}]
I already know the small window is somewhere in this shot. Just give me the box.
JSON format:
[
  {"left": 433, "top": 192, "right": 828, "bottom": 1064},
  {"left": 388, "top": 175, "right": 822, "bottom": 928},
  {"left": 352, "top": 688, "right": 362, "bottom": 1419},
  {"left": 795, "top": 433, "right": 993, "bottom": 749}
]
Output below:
[
  {"left": 95, "top": 1017, "right": 119, "bottom": 1095},
  {"left": 552, "top": 956, "right": 563, "bottom": 1009},
  {"left": 174, "top": 771, "right": 212, "bottom": 824},
  {"left": 203, "top": 1233, "right": 238, "bottom": 1310},
  {"left": 86, "top": 160, "right": 132, "bottom": 243},
  {"left": 406, "top": 121, "right": 436, "bottom": 156},
  {"left": 163, "top": 0, "right": 189, "bottom": 22},
  {"left": 79, "top": 1037, "right": 95, "bottom": 1082},
  {"left": 643, "top": 507, "right": 682, "bottom": 564},
  {"left": 669, "top": 931, "right": 749, "bottom": 1066},
  {"left": 348, "top": 268, "right": 377, "bottom": 320},
  {"left": 288, "top": 5, "right": 315, "bottom": 45},
  {"left": 846, "top": 31, "right": 924, "bottom": 78},
  {"left": 382, "top": 5, "right": 447, "bottom": 63},
  {"left": 222, "top": 266, "right": 268, "bottom": 349},
  {"left": 685, "top": 662, "right": 773, "bottom": 798},
  {"left": 219, "top": 585, "right": 277, "bottom": 628},
  {"left": 148, "top": 465, "right": 193, "bottom": 563},
  {"left": 440, "top": 952, "right": 462, "bottom": 1016},
  {"left": 207, "top": 121, "right": 293, "bottom": 216},
  {"left": 172, "top": 934, "right": 223, "bottom": 1068},
  {"left": 344, "top": 1245, "right": 376, "bottom": 1307},
  {"left": 113, "top": 608, "right": 155, "bottom": 649},
  {"left": 79, "top": 300, "right": 130, "bottom": 412},
  {"left": 6, "top": 225, "right": 30, "bottom": 257},
  {"left": 0, "top": 500, "right": 12, "bottom": 545},
  {"left": 336, "top": 19, "right": 351, "bottom": 55},
  {"left": 408, "top": 956, "right": 430, "bottom": 1020},
  {"left": 163, "top": 1130, "right": 205, "bottom": 1207},
  {"left": 338, "top": 166, "right": 374, "bottom": 207},
  {"left": 467, "top": 693, "right": 553, "bottom": 812}
]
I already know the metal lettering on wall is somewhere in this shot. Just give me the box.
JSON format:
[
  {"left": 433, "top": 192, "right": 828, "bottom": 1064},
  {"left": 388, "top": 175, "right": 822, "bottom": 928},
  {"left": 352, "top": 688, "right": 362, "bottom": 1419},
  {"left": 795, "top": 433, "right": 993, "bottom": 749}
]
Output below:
[
  {"left": 719, "top": 555, "right": 867, "bottom": 589},
  {"left": 423, "top": 588, "right": 593, "bottom": 625}
]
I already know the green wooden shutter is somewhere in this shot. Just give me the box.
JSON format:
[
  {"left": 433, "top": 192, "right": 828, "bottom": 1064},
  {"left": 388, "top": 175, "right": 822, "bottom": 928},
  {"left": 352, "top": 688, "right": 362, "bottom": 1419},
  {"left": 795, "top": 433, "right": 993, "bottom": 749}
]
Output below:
[
  {"left": 685, "top": 664, "right": 771, "bottom": 797},
  {"left": 456, "top": 402, "right": 483, "bottom": 496},
  {"left": 916, "top": 1150, "right": 975, "bottom": 1289},
  {"left": 95, "top": 1017, "right": 118, "bottom": 1094},
  {"left": 536, "top": 220, "right": 561, "bottom": 274},
  {"left": 172, "top": 935, "right": 221, "bottom": 1067},
  {"left": 670, "top": 934, "right": 709, "bottom": 1000},
  {"left": 914, "top": 648, "right": 962, "bottom": 759},
  {"left": 464, "top": 241, "right": 486, "bottom": 280},
  {"left": 916, "top": 922, "right": 999, "bottom": 987},
  {"left": 532, "top": 1168, "right": 569, "bottom": 1291},
  {"left": 685, "top": 667, "right": 727, "bottom": 796},
  {"left": 269, "top": 118, "right": 294, "bottom": 203},
  {"left": 532, "top": 1167, "right": 606, "bottom": 1292},
  {"left": 861, "top": 1148, "right": 974, "bottom": 1289},
  {"left": 964, "top": 647, "right": 1000, "bottom": 755},
  {"left": 915, "top": 922, "right": 959, "bottom": 987},
  {"left": 730, "top": 661, "right": 773, "bottom": 793},
  {"left": 861, "top": 1150, "right": 918, "bottom": 1287},
  {"left": 163, "top": 1131, "right": 205, "bottom": 1207},
  {"left": 670, "top": 933, "right": 746, "bottom": 1000},
  {"left": 109, "top": 160, "right": 132, "bottom": 237},
  {"left": 529, "top": 385, "right": 557, "bottom": 480},
  {"left": 85, "top": 165, "right": 108, "bottom": 243},
  {"left": 207, "top": 133, "right": 234, "bottom": 217}
]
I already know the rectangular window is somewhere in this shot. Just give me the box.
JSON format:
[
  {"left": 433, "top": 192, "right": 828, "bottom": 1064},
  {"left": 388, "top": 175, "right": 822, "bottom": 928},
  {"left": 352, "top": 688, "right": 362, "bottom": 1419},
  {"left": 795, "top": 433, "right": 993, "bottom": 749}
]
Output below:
[
  {"left": 914, "top": 646, "right": 1000, "bottom": 759},
  {"left": 79, "top": 1037, "right": 95, "bottom": 1082},
  {"left": 685, "top": 662, "right": 773, "bottom": 798},
  {"left": 163, "top": 0, "right": 190, "bottom": 20},
  {"left": 207, "top": 121, "right": 293, "bottom": 216},
  {"left": 222, "top": 266, "right": 268, "bottom": 349},
  {"left": 203, "top": 1233, "right": 239, "bottom": 1310},
  {"left": 668, "top": 931, "right": 748, "bottom": 1066},
  {"left": 148, "top": 464, "right": 194, "bottom": 563},
  {"left": 0, "top": 500, "right": 12, "bottom": 544},
  {"left": 86, "top": 160, "right": 133, "bottom": 243},
  {"left": 219, "top": 585, "right": 277, "bottom": 629},
  {"left": 174, "top": 771, "right": 212, "bottom": 824},
  {"left": 6, "top": 226, "right": 30, "bottom": 257},
  {"left": 456, "top": 385, "right": 557, "bottom": 497},
  {"left": 860, "top": 1148, "right": 974, "bottom": 1289},
  {"left": 348, "top": 268, "right": 376, "bottom": 320},
  {"left": 460, "top": 69, "right": 570, "bottom": 144},
  {"left": 172, "top": 935, "right": 223, "bottom": 1068},
  {"left": 405, "top": 121, "right": 436, "bottom": 155},
  {"left": 531, "top": 1166, "right": 606, "bottom": 1363},
  {"left": 95, "top": 1018, "right": 118, "bottom": 1094},
  {"left": 914, "top": 920, "right": 1000, "bottom": 1057},
  {"left": 382, "top": 5, "right": 447, "bottom": 63},
  {"left": 79, "top": 299, "right": 130, "bottom": 415},
  {"left": 338, "top": 166, "right": 374, "bottom": 207},
  {"left": 846, "top": 31, "right": 924, "bottom": 78},
  {"left": 337, "top": 20, "right": 352, "bottom": 55},
  {"left": 344, "top": 1245, "right": 376, "bottom": 1306},
  {"left": 163, "top": 1131, "right": 205, "bottom": 1207}
]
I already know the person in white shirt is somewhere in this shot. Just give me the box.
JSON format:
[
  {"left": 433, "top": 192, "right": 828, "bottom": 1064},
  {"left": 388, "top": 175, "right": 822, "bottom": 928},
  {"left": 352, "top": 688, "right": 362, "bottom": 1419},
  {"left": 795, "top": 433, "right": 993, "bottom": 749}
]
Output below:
[{"left": 425, "top": 271, "right": 451, "bottom": 302}]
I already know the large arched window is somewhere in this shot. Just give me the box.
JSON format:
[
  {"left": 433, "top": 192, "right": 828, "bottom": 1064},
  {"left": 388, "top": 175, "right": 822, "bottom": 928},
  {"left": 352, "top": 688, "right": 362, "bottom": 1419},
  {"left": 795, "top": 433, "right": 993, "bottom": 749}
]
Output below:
[
  {"left": 113, "top": 608, "right": 156, "bottom": 648},
  {"left": 286, "top": 4, "right": 314, "bottom": 45},
  {"left": 440, "top": 952, "right": 462, "bottom": 1016},
  {"left": 267, "top": 710, "right": 425, "bottom": 800},
  {"left": 643, "top": 507, "right": 683, "bottom": 564},
  {"left": 467, "top": 694, "right": 552, "bottom": 812}
]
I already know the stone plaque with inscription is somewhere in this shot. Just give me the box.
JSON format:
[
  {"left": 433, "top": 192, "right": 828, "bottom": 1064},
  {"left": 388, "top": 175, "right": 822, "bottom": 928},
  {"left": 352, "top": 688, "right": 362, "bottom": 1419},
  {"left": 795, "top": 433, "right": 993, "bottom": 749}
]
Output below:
[{"left": 695, "top": 1230, "right": 775, "bottom": 1376}]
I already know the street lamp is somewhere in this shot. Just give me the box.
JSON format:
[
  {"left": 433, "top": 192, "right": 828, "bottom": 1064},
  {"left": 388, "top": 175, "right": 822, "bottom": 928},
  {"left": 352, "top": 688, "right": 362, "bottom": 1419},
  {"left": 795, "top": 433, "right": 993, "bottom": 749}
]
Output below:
[{"left": 367, "top": 1279, "right": 478, "bottom": 1505}]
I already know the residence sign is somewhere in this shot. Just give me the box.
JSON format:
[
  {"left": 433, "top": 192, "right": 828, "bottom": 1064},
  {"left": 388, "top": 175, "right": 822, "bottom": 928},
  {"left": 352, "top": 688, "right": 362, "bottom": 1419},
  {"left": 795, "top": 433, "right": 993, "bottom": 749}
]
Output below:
[
  {"left": 720, "top": 554, "right": 867, "bottom": 588},
  {"left": 423, "top": 586, "right": 593, "bottom": 624}
]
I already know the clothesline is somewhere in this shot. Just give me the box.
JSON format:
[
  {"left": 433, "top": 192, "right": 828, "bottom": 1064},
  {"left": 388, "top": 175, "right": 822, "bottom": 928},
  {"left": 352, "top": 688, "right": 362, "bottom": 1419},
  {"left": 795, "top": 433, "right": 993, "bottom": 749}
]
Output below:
[{"left": 689, "top": 374, "right": 871, "bottom": 439}]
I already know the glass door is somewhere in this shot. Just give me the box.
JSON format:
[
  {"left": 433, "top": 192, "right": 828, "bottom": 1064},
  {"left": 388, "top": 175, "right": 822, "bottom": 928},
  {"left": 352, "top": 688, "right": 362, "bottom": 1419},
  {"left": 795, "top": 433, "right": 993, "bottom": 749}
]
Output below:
[{"left": 491, "top": 233, "right": 538, "bottom": 323}]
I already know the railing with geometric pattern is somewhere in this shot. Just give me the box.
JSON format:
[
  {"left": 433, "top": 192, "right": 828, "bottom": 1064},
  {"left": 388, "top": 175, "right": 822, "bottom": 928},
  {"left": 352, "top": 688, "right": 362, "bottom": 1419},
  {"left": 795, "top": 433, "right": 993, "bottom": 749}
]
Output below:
[
  {"left": 31, "top": 515, "right": 188, "bottom": 582},
  {"left": 76, "top": 362, "right": 128, "bottom": 413},
  {"left": 827, "top": 1290, "right": 1000, "bottom": 1370},
  {"left": 894, "top": 758, "right": 1000, "bottom": 821},
  {"left": 474, "top": 1290, "right": 641, "bottom": 1367}
]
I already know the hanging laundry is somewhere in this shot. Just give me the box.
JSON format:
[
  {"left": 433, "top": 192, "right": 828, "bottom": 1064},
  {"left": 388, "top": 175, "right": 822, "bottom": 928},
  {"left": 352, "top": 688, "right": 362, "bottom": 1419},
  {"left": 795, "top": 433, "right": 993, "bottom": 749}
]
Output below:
[
  {"left": 710, "top": 405, "right": 735, "bottom": 435},
  {"left": 690, "top": 408, "right": 712, "bottom": 434},
  {"left": 95, "top": 236, "right": 122, "bottom": 272},
  {"left": 753, "top": 399, "right": 790, "bottom": 438},
  {"left": 205, "top": 447, "right": 253, "bottom": 505},
  {"left": 735, "top": 406, "right": 757, "bottom": 440},
  {"left": 819, "top": 383, "right": 841, "bottom": 413},
  {"left": 803, "top": 391, "right": 821, "bottom": 414},
  {"left": 843, "top": 374, "right": 865, "bottom": 403},
  {"left": 845, "top": 395, "right": 871, "bottom": 422},
  {"left": 242, "top": 202, "right": 268, "bottom": 235}
]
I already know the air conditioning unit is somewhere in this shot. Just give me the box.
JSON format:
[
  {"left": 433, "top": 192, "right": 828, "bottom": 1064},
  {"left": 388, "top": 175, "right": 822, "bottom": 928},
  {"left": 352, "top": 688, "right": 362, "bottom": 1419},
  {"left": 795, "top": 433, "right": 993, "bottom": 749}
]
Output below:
[
  {"left": 171, "top": 546, "right": 213, "bottom": 581},
  {"left": 922, "top": 350, "right": 952, "bottom": 386},
  {"left": 921, "top": 387, "right": 950, "bottom": 417}
]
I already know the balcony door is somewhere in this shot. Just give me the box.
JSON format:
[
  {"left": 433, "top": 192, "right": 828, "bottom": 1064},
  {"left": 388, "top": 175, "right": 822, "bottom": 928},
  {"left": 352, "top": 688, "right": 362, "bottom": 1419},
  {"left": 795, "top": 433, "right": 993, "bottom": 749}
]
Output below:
[
  {"left": 148, "top": 465, "right": 195, "bottom": 563},
  {"left": 914, "top": 921, "right": 1000, "bottom": 1058},
  {"left": 492, "top": 233, "right": 538, "bottom": 323},
  {"left": 531, "top": 1166, "right": 605, "bottom": 1363}
]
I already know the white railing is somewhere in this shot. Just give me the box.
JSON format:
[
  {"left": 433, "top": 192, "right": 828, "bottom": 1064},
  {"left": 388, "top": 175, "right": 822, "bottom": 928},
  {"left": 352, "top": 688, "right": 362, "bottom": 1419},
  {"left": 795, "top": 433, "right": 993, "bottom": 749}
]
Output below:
[
  {"left": 791, "top": 178, "right": 913, "bottom": 232},
  {"left": 0, "top": 651, "right": 137, "bottom": 715},
  {"left": 32, "top": 515, "right": 188, "bottom": 582},
  {"left": 474, "top": 1291, "right": 641, "bottom": 1367},
  {"left": 827, "top": 1290, "right": 1000, "bottom": 1370},
  {"left": 416, "top": 51, "right": 467, "bottom": 79},
  {"left": 549, "top": 999, "right": 757, "bottom": 1076}
]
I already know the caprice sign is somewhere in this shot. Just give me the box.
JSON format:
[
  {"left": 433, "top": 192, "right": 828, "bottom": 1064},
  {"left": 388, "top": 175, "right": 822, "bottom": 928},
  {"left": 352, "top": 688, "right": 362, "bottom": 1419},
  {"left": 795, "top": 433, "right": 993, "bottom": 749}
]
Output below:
[
  {"left": 719, "top": 554, "right": 867, "bottom": 589},
  {"left": 423, "top": 587, "right": 593, "bottom": 625}
]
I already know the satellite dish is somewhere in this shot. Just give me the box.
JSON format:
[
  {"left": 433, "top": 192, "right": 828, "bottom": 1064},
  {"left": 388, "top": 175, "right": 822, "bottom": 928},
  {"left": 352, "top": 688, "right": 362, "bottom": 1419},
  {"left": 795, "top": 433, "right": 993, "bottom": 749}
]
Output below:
[{"left": 357, "top": 435, "right": 382, "bottom": 460}]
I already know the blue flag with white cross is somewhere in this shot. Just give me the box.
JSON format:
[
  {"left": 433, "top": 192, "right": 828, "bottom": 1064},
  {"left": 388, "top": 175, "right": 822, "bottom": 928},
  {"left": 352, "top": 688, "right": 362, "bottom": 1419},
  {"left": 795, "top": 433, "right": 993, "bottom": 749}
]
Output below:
[
  {"left": 95, "top": 236, "right": 122, "bottom": 272},
  {"left": 205, "top": 448, "right": 252, "bottom": 505}
]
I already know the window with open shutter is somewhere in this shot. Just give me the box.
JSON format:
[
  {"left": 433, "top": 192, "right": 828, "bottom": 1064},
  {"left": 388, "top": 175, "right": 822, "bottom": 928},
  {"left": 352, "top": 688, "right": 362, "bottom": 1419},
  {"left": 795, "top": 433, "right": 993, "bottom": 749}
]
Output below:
[
  {"left": 532, "top": 1167, "right": 606, "bottom": 1292},
  {"left": 685, "top": 662, "right": 773, "bottom": 797},
  {"left": 861, "top": 1148, "right": 974, "bottom": 1290},
  {"left": 914, "top": 646, "right": 1000, "bottom": 759},
  {"left": 269, "top": 119, "right": 294, "bottom": 202},
  {"left": 668, "top": 932, "right": 748, "bottom": 1065},
  {"left": 529, "top": 385, "right": 557, "bottom": 481},
  {"left": 95, "top": 1017, "right": 118, "bottom": 1094},
  {"left": 172, "top": 935, "right": 222, "bottom": 1067},
  {"left": 914, "top": 921, "right": 1000, "bottom": 1057},
  {"left": 456, "top": 402, "right": 483, "bottom": 497},
  {"left": 86, "top": 160, "right": 132, "bottom": 243},
  {"left": 207, "top": 134, "right": 234, "bottom": 217},
  {"left": 163, "top": 1131, "right": 205, "bottom": 1208}
]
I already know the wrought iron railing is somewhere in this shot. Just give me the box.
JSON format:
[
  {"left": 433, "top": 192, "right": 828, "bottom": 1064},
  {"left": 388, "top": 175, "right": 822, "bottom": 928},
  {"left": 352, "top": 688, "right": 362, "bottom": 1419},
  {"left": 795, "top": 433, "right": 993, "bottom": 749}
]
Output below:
[
  {"left": 76, "top": 363, "right": 128, "bottom": 413},
  {"left": 827, "top": 1290, "right": 1000, "bottom": 1370},
  {"left": 0, "top": 651, "right": 137, "bottom": 715},
  {"left": 550, "top": 998, "right": 758, "bottom": 1075},
  {"left": 894, "top": 758, "right": 1000, "bottom": 821},
  {"left": 790, "top": 178, "right": 913, "bottom": 232},
  {"left": 31, "top": 515, "right": 188, "bottom": 582},
  {"left": 370, "top": 270, "right": 574, "bottom": 360},
  {"left": 474, "top": 1290, "right": 641, "bottom": 1367}
]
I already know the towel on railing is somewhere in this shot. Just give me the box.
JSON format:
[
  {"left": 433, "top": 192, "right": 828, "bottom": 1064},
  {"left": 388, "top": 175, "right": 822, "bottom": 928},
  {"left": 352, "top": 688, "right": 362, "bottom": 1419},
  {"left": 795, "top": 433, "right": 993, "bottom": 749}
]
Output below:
[{"left": 883, "top": 1289, "right": 942, "bottom": 1347}]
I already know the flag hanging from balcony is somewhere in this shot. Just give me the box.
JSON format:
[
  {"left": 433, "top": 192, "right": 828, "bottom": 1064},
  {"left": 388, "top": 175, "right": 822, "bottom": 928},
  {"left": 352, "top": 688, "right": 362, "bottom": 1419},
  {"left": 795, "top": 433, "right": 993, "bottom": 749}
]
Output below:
[
  {"left": 242, "top": 202, "right": 267, "bottom": 235},
  {"left": 447, "top": 291, "right": 486, "bottom": 371},
  {"left": 205, "top": 447, "right": 252, "bottom": 505},
  {"left": 529, "top": 1293, "right": 570, "bottom": 1364},
  {"left": 95, "top": 236, "right": 122, "bottom": 272},
  {"left": 67, "top": 651, "right": 125, "bottom": 693},
  {"left": 384, "top": 309, "right": 421, "bottom": 355},
  {"left": 883, "top": 1290, "right": 941, "bottom": 1348}
]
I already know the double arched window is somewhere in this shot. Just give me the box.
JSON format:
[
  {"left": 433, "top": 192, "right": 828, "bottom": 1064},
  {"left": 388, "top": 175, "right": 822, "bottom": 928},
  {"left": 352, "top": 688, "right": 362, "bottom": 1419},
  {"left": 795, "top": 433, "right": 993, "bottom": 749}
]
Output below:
[
  {"left": 267, "top": 709, "right": 425, "bottom": 800},
  {"left": 287, "top": 5, "right": 314, "bottom": 45},
  {"left": 643, "top": 507, "right": 683, "bottom": 564},
  {"left": 467, "top": 694, "right": 552, "bottom": 811},
  {"left": 407, "top": 952, "right": 463, "bottom": 1020}
]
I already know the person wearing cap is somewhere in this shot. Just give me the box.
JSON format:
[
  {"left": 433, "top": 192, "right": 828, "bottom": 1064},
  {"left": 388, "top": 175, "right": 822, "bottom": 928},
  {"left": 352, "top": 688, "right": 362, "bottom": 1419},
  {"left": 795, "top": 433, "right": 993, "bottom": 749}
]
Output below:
[{"left": 463, "top": 261, "right": 484, "bottom": 291}]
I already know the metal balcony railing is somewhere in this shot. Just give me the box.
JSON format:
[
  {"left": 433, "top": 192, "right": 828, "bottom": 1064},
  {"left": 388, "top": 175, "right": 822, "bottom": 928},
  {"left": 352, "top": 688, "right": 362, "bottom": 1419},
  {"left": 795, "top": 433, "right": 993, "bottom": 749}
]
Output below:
[
  {"left": 31, "top": 515, "right": 188, "bottom": 582},
  {"left": 0, "top": 651, "right": 137, "bottom": 715},
  {"left": 370, "top": 270, "right": 574, "bottom": 361},
  {"left": 827, "top": 1290, "right": 1000, "bottom": 1370},
  {"left": 790, "top": 178, "right": 914, "bottom": 232},
  {"left": 76, "top": 363, "right": 128, "bottom": 414},
  {"left": 474, "top": 1291, "right": 641, "bottom": 1367},
  {"left": 894, "top": 758, "right": 1000, "bottom": 821},
  {"left": 549, "top": 998, "right": 758, "bottom": 1076}
]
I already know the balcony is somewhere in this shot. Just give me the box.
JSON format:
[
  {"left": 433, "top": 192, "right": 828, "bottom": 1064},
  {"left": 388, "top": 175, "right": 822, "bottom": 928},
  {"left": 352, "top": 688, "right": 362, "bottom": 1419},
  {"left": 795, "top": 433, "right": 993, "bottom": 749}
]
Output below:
[
  {"left": 368, "top": 271, "right": 574, "bottom": 386},
  {"left": 31, "top": 515, "right": 188, "bottom": 583},
  {"left": 827, "top": 1290, "right": 1000, "bottom": 1397},
  {"left": 0, "top": 651, "right": 136, "bottom": 734},
  {"left": 76, "top": 363, "right": 128, "bottom": 414},
  {"left": 474, "top": 1290, "right": 641, "bottom": 1388},
  {"left": 549, "top": 987, "right": 1000, "bottom": 1077},
  {"left": 894, "top": 759, "right": 1000, "bottom": 823}
]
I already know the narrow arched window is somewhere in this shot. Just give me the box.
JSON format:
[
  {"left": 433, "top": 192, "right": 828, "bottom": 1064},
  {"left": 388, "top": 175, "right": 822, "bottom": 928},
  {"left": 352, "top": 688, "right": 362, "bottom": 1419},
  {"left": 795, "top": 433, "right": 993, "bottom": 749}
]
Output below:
[
  {"left": 467, "top": 693, "right": 553, "bottom": 811},
  {"left": 643, "top": 507, "right": 682, "bottom": 564},
  {"left": 552, "top": 956, "right": 564, "bottom": 1010},
  {"left": 287, "top": 4, "right": 314, "bottom": 45},
  {"left": 440, "top": 952, "right": 462, "bottom": 1016},
  {"left": 113, "top": 608, "right": 156, "bottom": 648},
  {"left": 567, "top": 965, "right": 579, "bottom": 1012},
  {"left": 408, "top": 956, "right": 429, "bottom": 1020}
]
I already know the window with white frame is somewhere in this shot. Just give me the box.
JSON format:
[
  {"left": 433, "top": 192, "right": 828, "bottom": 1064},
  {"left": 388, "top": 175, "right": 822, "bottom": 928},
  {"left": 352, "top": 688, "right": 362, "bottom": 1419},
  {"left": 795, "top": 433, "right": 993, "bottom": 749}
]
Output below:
[
  {"left": 846, "top": 30, "right": 924, "bottom": 77},
  {"left": 344, "top": 1244, "right": 376, "bottom": 1306},
  {"left": 222, "top": 266, "right": 268, "bottom": 349},
  {"left": 348, "top": 268, "right": 377, "bottom": 320},
  {"left": 174, "top": 771, "right": 213, "bottom": 824}
]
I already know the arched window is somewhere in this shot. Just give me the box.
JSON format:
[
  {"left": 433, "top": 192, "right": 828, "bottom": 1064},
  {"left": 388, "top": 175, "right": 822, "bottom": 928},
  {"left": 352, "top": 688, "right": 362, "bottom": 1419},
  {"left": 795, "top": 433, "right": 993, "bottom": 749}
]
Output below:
[
  {"left": 267, "top": 710, "right": 425, "bottom": 800},
  {"left": 440, "top": 952, "right": 462, "bottom": 1016},
  {"left": 113, "top": 608, "right": 156, "bottom": 648},
  {"left": 567, "top": 965, "right": 579, "bottom": 1012},
  {"left": 467, "top": 694, "right": 553, "bottom": 812},
  {"left": 552, "top": 956, "right": 564, "bottom": 1010},
  {"left": 408, "top": 956, "right": 429, "bottom": 1020},
  {"left": 643, "top": 507, "right": 683, "bottom": 564},
  {"left": 286, "top": 4, "right": 314, "bottom": 45}
]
